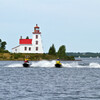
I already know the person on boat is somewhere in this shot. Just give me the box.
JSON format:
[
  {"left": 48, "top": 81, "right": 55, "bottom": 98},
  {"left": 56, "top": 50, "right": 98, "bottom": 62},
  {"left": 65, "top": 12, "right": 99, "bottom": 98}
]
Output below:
[
  {"left": 56, "top": 58, "right": 61, "bottom": 65},
  {"left": 24, "top": 58, "right": 29, "bottom": 63}
]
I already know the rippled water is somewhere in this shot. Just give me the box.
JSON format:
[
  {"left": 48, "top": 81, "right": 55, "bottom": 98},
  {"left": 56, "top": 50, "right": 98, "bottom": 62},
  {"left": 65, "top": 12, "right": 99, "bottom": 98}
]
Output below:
[{"left": 0, "top": 58, "right": 100, "bottom": 100}]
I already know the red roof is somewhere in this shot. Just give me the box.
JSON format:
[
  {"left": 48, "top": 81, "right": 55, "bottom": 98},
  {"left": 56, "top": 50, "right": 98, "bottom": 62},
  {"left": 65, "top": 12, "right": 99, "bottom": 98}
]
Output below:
[{"left": 19, "top": 39, "right": 32, "bottom": 44}]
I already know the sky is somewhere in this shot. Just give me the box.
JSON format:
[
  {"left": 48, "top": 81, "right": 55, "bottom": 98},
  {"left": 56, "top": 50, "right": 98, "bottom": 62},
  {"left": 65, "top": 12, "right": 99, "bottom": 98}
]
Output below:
[{"left": 0, "top": 0, "right": 100, "bottom": 53}]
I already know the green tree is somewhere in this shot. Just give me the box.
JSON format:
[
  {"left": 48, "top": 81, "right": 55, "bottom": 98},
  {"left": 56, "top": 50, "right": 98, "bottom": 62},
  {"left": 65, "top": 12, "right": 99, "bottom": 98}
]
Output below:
[
  {"left": 48, "top": 44, "right": 56, "bottom": 55},
  {"left": 1, "top": 41, "right": 7, "bottom": 50},
  {"left": 0, "top": 39, "right": 2, "bottom": 42},
  {"left": 0, "top": 39, "right": 1, "bottom": 47},
  {"left": 26, "top": 36, "right": 29, "bottom": 39},
  {"left": 57, "top": 45, "right": 66, "bottom": 59},
  {"left": 0, "top": 39, "right": 8, "bottom": 52}
]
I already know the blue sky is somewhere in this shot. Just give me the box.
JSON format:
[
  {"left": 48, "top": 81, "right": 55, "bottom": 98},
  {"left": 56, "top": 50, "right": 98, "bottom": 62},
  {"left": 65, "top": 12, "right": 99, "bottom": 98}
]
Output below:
[{"left": 0, "top": 0, "right": 100, "bottom": 53}]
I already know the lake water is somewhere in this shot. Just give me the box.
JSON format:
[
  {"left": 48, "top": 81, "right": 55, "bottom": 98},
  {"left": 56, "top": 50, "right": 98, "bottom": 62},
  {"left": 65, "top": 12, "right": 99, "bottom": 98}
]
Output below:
[{"left": 0, "top": 58, "right": 100, "bottom": 100}]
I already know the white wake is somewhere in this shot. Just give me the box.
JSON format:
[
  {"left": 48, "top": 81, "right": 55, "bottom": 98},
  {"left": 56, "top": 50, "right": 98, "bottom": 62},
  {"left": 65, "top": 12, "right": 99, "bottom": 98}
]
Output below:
[{"left": 6, "top": 60, "right": 100, "bottom": 68}]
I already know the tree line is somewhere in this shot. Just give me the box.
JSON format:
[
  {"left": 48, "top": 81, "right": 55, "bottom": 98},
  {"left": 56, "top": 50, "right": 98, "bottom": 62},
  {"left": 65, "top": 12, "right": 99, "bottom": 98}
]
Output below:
[
  {"left": 48, "top": 44, "right": 74, "bottom": 60},
  {"left": 67, "top": 52, "right": 100, "bottom": 57}
]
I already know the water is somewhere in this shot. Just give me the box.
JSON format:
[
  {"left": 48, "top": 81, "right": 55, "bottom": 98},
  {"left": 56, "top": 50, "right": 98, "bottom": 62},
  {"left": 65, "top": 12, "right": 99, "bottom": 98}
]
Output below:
[{"left": 0, "top": 58, "right": 100, "bottom": 100}]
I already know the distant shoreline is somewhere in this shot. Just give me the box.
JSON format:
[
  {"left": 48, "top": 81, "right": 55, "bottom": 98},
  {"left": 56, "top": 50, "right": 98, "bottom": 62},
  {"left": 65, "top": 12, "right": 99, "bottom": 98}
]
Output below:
[
  {"left": 0, "top": 53, "right": 75, "bottom": 61},
  {"left": 67, "top": 52, "right": 100, "bottom": 58}
]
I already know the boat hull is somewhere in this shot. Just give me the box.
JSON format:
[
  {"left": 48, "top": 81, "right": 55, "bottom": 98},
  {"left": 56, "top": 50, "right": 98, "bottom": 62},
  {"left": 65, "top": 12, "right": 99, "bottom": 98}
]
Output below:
[
  {"left": 23, "top": 63, "right": 30, "bottom": 67},
  {"left": 55, "top": 64, "right": 62, "bottom": 68}
]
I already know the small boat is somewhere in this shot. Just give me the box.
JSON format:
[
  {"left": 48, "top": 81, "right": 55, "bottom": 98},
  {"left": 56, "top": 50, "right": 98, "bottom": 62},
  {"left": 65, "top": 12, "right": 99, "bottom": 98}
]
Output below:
[
  {"left": 23, "top": 62, "right": 30, "bottom": 67},
  {"left": 55, "top": 63, "right": 62, "bottom": 68},
  {"left": 97, "top": 56, "right": 99, "bottom": 58}
]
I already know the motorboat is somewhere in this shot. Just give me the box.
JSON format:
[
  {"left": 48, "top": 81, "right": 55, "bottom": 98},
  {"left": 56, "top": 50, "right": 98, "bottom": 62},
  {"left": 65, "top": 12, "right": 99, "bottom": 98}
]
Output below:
[
  {"left": 55, "top": 63, "right": 62, "bottom": 68},
  {"left": 23, "top": 62, "right": 30, "bottom": 67}
]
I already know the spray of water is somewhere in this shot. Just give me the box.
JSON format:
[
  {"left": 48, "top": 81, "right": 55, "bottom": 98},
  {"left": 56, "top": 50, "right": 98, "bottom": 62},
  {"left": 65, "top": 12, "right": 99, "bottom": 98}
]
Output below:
[
  {"left": 62, "top": 62, "right": 82, "bottom": 68},
  {"left": 7, "top": 64, "right": 23, "bottom": 67},
  {"left": 31, "top": 60, "right": 55, "bottom": 67},
  {"left": 89, "top": 63, "right": 100, "bottom": 68},
  {"left": 5, "top": 60, "right": 100, "bottom": 68}
]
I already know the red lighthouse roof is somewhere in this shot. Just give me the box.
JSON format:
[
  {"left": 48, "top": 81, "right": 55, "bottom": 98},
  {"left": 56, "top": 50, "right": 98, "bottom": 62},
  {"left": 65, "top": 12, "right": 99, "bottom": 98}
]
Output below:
[
  {"left": 19, "top": 39, "right": 32, "bottom": 44},
  {"left": 33, "top": 24, "right": 41, "bottom": 34}
]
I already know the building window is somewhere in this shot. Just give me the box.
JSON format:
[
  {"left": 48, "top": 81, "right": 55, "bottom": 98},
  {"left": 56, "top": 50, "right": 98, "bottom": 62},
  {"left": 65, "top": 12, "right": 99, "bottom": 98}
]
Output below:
[
  {"left": 25, "top": 47, "right": 27, "bottom": 51},
  {"left": 29, "top": 47, "right": 31, "bottom": 51},
  {"left": 36, "top": 35, "right": 38, "bottom": 39},
  {"left": 36, "top": 47, "right": 38, "bottom": 51},
  {"left": 36, "top": 41, "right": 38, "bottom": 45}
]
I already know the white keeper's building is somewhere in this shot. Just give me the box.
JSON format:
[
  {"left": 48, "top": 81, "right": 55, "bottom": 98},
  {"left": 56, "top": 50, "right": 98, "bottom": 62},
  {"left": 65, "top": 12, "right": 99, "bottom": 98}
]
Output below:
[{"left": 12, "top": 24, "right": 43, "bottom": 53}]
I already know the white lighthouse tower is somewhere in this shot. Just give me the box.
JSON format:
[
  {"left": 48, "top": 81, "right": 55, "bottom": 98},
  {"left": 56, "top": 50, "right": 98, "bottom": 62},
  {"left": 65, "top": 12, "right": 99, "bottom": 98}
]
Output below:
[
  {"left": 12, "top": 24, "right": 43, "bottom": 53},
  {"left": 32, "top": 24, "right": 43, "bottom": 53}
]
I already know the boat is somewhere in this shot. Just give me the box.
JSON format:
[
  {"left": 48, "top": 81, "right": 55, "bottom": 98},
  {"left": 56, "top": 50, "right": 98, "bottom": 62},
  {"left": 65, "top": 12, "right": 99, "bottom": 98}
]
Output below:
[
  {"left": 23, "top": 62, "right": 30, "bottom": 67},
  {"left": 97, "top": 56, "right": 99, "bottom": 58},
  {"left": 55, "top": 63, "right": 62, "bottom": 68},
  {"left": 78, "top": 56, "right": 81, "bottom": 58}
]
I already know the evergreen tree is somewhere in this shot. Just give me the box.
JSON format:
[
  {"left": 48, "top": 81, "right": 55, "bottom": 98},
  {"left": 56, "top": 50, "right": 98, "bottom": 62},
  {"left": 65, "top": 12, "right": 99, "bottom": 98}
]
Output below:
[
  {"left": 48, "top": 44, "right": 56, "bottom": 55},
  {"left": 26, "top": 36, "right": 29, "bottom": 39},
  {"left": 0, "top": 39, "right": 7, "bottom": 50},
  {"left": 0, "top": 39, "right": 2, "bottom": 42},
  {"left": 0, "top": 39, "right": 8, "bottom": 52},
  {"left": 1, "top": 41, "right": 7, "bottom": 50},
  {"left": 57, "top": 45, "right": 66, "bottom": 59},
  {"left": 0, "top": 39, "right": 1, "bottom": 47}
]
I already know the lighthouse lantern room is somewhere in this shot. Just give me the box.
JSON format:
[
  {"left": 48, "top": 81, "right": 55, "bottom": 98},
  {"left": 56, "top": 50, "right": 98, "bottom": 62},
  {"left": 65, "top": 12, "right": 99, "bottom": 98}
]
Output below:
[{"left": 12, "top": 24, "right": 43, "bottom": 53}]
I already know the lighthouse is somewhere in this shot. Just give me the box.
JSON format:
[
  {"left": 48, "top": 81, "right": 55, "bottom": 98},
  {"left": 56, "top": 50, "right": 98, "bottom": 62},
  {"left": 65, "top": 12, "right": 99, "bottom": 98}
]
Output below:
[
  {"left": 12, "top": 24, "right": 43, "bottom": 53},
  {"left": 32, "top": 24, "right": 43, "bottom": 53}
]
